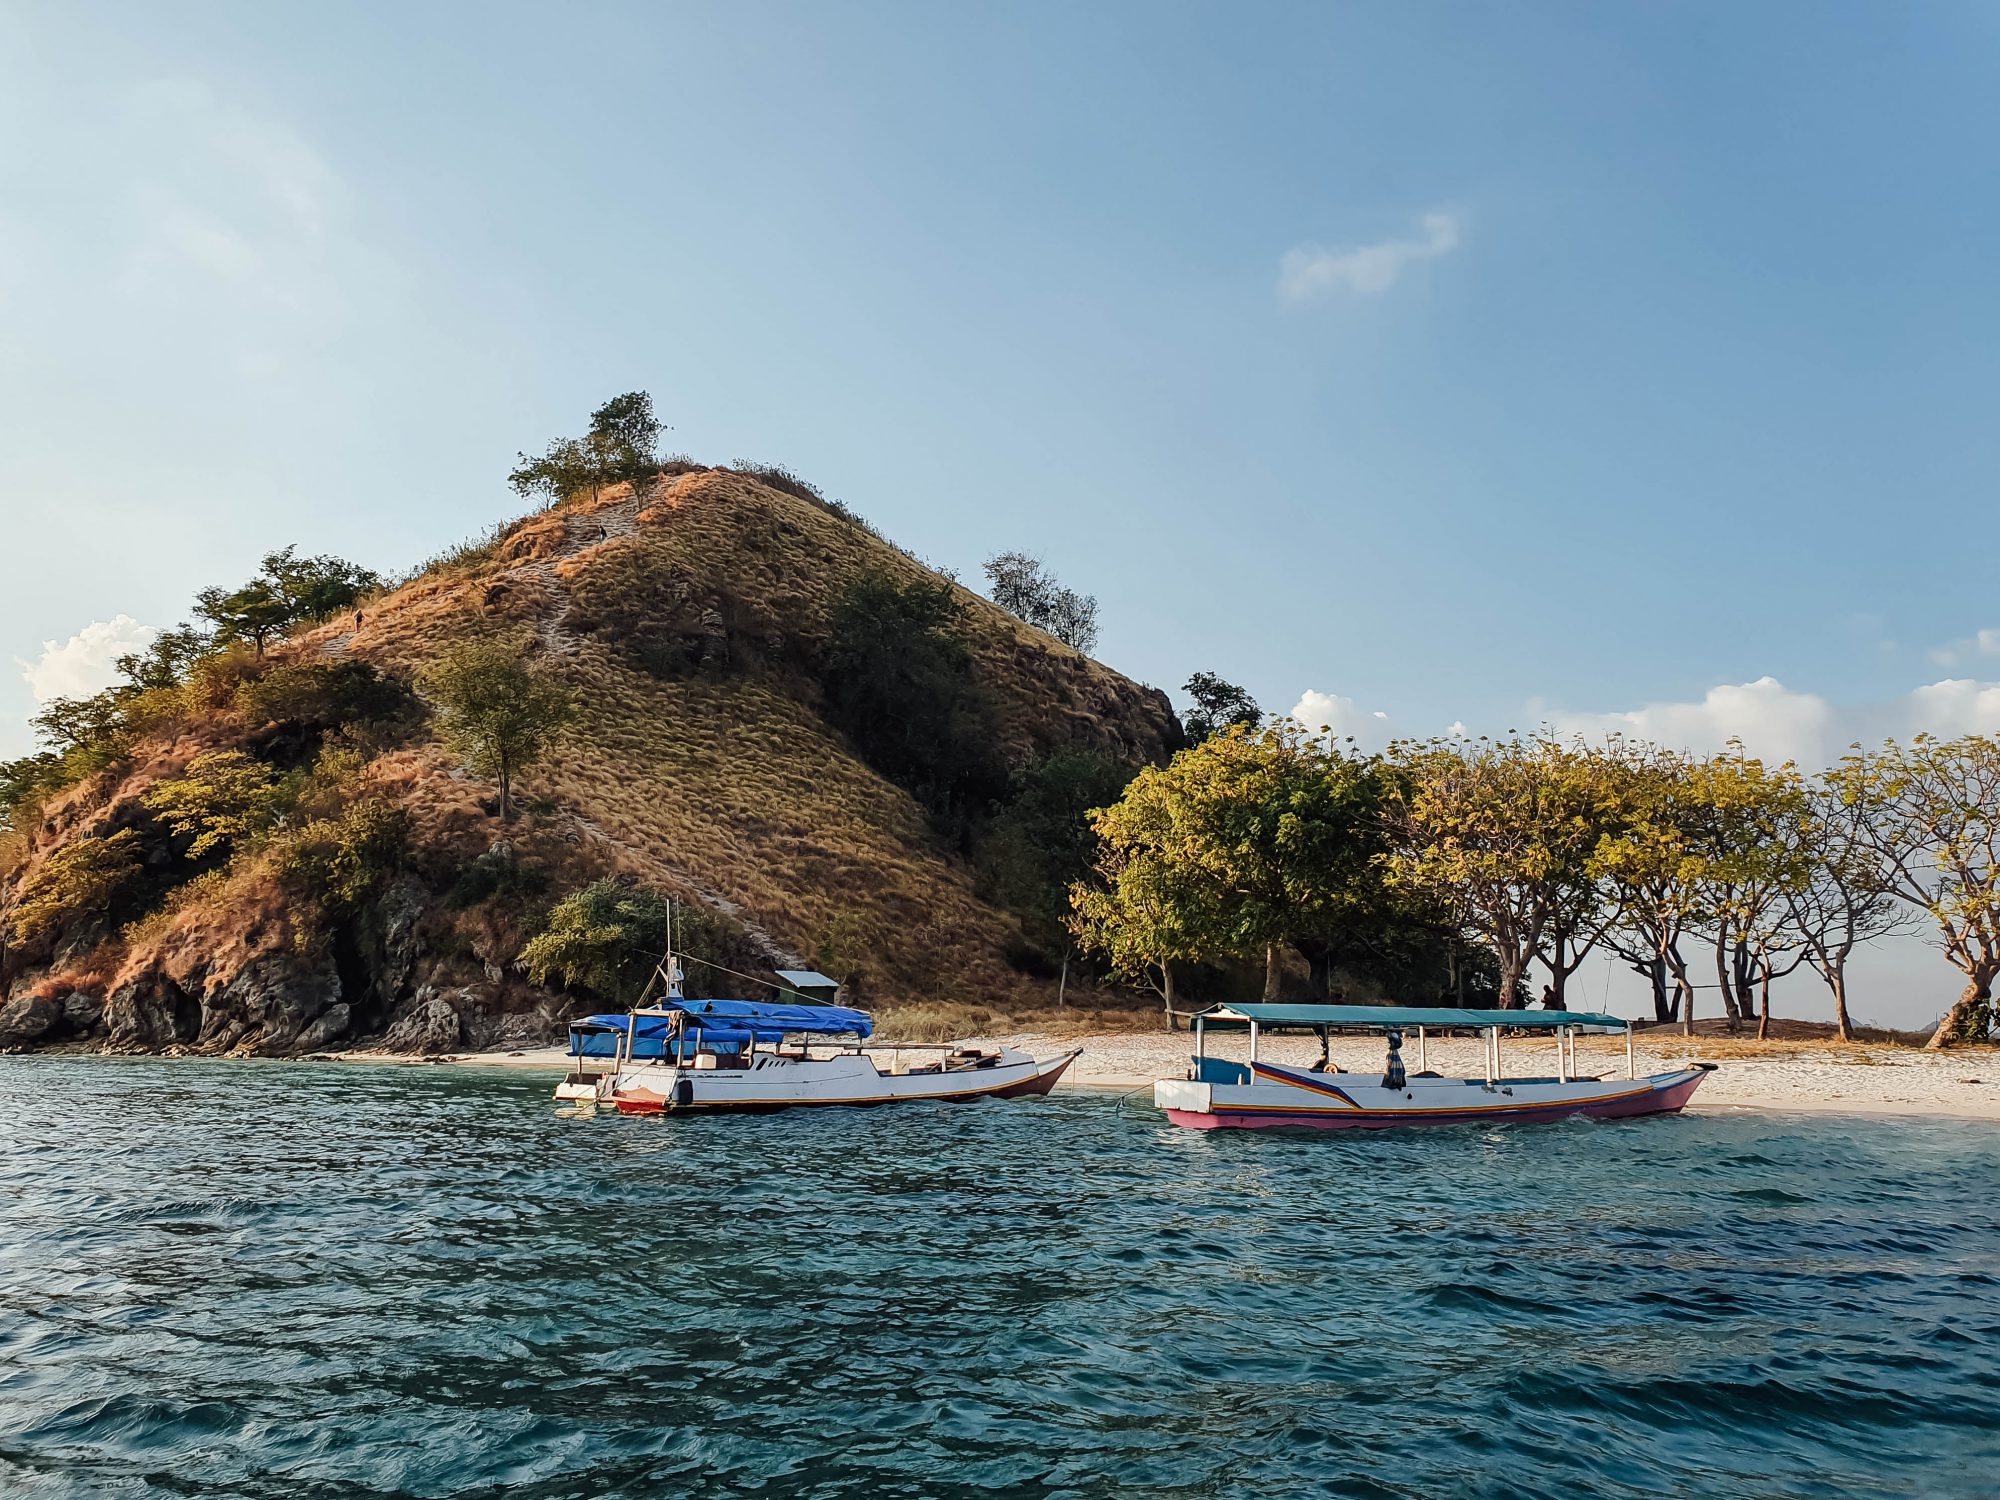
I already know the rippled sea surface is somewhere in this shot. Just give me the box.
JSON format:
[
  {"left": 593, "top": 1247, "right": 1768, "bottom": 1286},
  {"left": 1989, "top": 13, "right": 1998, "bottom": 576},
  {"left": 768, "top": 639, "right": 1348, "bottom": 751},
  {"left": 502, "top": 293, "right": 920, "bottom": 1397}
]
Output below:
[{"left": 2, "top": 1059, "right": 1998, "bottom": 1498}]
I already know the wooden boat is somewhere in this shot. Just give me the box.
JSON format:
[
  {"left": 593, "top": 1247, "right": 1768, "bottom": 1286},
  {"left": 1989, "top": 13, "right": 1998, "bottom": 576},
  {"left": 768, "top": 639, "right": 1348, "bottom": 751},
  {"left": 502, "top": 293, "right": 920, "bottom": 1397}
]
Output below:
[
  {"left": 558, "top": 994, "right": 1078, "bottom": 1115},
  {"left": 1154, "top": 1003, "right": 1712, "bottom": 1131}
]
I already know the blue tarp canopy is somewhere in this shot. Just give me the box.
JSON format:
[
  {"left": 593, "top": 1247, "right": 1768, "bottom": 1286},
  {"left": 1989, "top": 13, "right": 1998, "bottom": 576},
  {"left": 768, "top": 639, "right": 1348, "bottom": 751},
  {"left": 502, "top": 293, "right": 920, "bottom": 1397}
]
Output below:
[
  {"left": 1196, "top": 1003, "right": 1630, "bottom": 1032},
  {"left": 567, "top": 997, "right": 873, "bottom": 1057}
]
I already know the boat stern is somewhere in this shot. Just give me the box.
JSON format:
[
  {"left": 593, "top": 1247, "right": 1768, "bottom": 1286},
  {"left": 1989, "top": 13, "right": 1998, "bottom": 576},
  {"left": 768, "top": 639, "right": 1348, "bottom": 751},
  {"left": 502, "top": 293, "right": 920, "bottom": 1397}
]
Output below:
[{"left": 1154, "top": 1078, "right": 1212, "bottom": 1114}]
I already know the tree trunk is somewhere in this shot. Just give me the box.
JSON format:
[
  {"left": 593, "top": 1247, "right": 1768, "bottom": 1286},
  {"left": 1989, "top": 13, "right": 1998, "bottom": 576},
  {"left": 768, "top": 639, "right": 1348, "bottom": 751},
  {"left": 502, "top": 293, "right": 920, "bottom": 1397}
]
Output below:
[
  {"left": 1925, "top": 970, "right": 1995, "bottom": 1050},
  {"left": 1296, "top": 940, "right": 1332, "bottom": 1002},
  {"left": 1161, "top": 962, "right": 1178, "bottom": 1031},
  {"left": 498, "top": 750, "right": 513, "bottom": 824},
  {"left": 1666, "top": 948, "right": 1694, "bottom": 1036},
  {"left": 1637, "top": 958, "right": 1670, "bottom": 1024},
  {"left": 1497, "top": 959, "right": 1524, "bottom": 1009},
  {"left": 1714, "top": 934, "right": 1742, "bottom": 1028},
  {"left": 1262, "top": 943, "right": 1283, "bottom": 1002},
  {"left": 1057, "top": 949, "right": 1069, "bottom": 1011},
  {"left": 1830, "top": 965, "right": 1854, "bottom": 1043},
  {"left": 1756, "top": 965, "right": 1772, "bottom": 1041}
]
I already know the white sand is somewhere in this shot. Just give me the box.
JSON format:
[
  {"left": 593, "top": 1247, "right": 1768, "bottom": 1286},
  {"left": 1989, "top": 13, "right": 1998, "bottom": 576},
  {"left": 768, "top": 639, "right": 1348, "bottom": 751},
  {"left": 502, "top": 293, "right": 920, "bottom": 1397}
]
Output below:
[{"left": 382, "top": 1031, "right": 2000, "bottom": 1121}]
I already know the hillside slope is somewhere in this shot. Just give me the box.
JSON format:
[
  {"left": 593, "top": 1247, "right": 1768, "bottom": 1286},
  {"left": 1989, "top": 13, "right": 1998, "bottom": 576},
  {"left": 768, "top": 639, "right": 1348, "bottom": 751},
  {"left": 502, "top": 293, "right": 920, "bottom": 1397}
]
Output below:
[{"left": 0, "top": 467, "right": 1179, "bottom": 1055}]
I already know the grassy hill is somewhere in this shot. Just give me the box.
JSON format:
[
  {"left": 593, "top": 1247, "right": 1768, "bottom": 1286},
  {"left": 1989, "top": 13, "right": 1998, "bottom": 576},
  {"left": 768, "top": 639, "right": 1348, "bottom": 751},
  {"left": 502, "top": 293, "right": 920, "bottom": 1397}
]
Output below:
[{"left": 0, "top": 465, "right": 1180, "bottom": 1055}]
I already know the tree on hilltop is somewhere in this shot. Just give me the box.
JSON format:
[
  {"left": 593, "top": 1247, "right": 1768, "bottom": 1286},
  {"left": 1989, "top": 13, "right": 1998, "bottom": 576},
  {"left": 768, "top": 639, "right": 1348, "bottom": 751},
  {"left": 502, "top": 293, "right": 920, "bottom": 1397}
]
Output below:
[
  {"left": 195, "top": 547, "right": 379, "bottom": 656},
  {"left": 589, "top": 391, "right": 664, "bottom": 472},
  {"left": 982, "top": 551, "right": 1099, "bottom": 653},
  {"left": 510, "top": 391, "right": 668, "bottom": 508}
]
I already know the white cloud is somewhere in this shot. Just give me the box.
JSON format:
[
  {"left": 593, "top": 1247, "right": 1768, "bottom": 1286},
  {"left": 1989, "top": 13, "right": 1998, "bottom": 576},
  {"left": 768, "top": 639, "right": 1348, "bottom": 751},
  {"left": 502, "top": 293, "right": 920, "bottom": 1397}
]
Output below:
[
  {"left": 1538, "top": 674, "right": 2000, "bottom": 767},
  {"left": 1289, "top": 689, "right": 1394, "bottom": 752},
  {"left": 1278, "top": 211, "right": 1460, "bottom": 302},
  {"left": 1540, "top": 677, "right": 1836, "bottom": 769},
  {"left": 16, "top": 615, "right": 155, "bottom": 704},
  {"left": 1927, "top": 627, "right": 2000, "bottom": 668}
]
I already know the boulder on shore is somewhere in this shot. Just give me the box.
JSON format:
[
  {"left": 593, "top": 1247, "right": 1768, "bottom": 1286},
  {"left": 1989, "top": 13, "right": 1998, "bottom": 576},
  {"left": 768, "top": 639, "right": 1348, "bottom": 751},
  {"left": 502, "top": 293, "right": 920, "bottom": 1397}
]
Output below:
[{"left": 0, "top": 994, "right": 64, "bottom": 1049}]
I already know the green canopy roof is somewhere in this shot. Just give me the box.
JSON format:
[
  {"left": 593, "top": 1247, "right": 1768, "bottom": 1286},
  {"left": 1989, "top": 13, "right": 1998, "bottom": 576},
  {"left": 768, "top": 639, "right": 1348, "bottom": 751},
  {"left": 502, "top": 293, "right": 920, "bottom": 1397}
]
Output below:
[{"left": 1196, "top": 1003, "right": 1630, "bottom": 1032}]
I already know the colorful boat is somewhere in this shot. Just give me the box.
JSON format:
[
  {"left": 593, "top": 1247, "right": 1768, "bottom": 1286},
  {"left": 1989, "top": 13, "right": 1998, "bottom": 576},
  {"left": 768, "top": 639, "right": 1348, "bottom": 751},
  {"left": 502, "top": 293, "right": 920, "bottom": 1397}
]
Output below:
[
  {"left": 558, "top": 995, "right": 1078, "bottom": 1114},
  {"left": 1154, "top": 1003, "right": 1711, "bottom": 1131}
]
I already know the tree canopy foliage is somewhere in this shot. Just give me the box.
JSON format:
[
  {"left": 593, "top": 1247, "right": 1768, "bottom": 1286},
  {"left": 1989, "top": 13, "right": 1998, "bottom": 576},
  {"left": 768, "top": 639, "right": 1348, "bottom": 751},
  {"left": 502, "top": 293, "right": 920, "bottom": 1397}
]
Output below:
[
  {"left": 143, "top": 751, "right": 293, "bottom": 860},
  {"left": 519, "top": 879, "right": 670, "bottom": 1004},
  {"left": 821, "top": 572, "right": 1006, "bottom": 833},
  {"left": 195, "top": 547, "right": 379, "bottom": 656},
  {"left": 1066, "top": 723, "right": 2000, "bottom": 1046},
  {"left": 510, "top": 391, "right": 665, "bottom": 507},
  {"left": 981, "top": 552, "right": 1099, "bottom": 654},
  {"left": 1181, "top": 672, "right": 1261, "bottom": 742},
  {"left": 417, "top": 639, "right": 574, "bottom": 823},
  {"left": 1071, "top": 723, "right": 1399, "bottom": 1017}
]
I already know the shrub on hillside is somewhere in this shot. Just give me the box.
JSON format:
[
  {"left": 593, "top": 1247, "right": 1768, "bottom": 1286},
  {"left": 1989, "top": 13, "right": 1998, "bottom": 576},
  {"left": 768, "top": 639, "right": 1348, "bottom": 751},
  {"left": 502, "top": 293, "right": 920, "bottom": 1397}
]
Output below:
[
  {"left": 446, "top": 849, "right": 551, "bottom": 910},
  {"left": 271, "top": 798, "right": 412, "bottom": 941},
  {"left": 8, "top": 831, "right": 146, "bottom": 948},
  {"left": 821, "top": 572, "right": 1008, "bottom": 835},
  {"left": 518, "top": 879, "right": 669, "bottom": 1005},
  {"left": 143, "top": 751, "right": 295, "bottom": 861},
  {"left": 237, "top": 660, "right": 419, "bottom": 736}
]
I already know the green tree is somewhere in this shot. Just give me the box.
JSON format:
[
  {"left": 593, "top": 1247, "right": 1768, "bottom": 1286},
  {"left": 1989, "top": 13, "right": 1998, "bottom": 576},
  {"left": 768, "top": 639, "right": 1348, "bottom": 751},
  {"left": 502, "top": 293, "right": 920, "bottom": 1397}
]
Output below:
[
  {"left": 1070, "top": 723, "right": 1390, "bottom": 1019},
  {"left": 509, "top": 436, "right": 597, "bottom": 508},
  {"left": 821, "top": 572, "right": 1006, "bottom": 831},
  {"left": 1830, "top": 735, "right": 2000, "bottom": 1048},
  {"left": 116, "top": 624, "right": 214, "bottom": 692},
  {"left": 520, "top": 879, "right": 670, "bottom": 1003},
  {"left": 981, "top": 551, "right": 1099, "bottom": 653},
  {"left": 272, "top": 798, "right": 412, "bottom": 942},
  {"left": 1687, "top": 750, "right": 1812, "bottom": 1038},
  {"left": 1383, "top": 735, "right": 1625, "bottom": 1009},
  {"left": 195, "top": 578, "right": 292, "bottom": 656},
  {"left": 588, "top": 391, "right": 664, "bottom": 476},
  {"left": 1785, "top": 774, "right": 1909, "bottom": 1042},
  {"left": 1181, "top": 672, "right": 1261, "bottom": 742},
  {"left": 143, "top": 751, "right": 293, "bottom": 860},
  {"left": 8, "top": 830, "right": 144, "bottom": 947},
  {"left": 418, "top": 639, "right": 575, "bottom": 822},
  {"left": 983, "top": 749, "right": 1135, "bottom": 1002},
  {"left": 259, "top": 546, "right": 380, "bottom": 623},
  {"left": 0, "top": 751, "right": 64, "bottom": 833}
]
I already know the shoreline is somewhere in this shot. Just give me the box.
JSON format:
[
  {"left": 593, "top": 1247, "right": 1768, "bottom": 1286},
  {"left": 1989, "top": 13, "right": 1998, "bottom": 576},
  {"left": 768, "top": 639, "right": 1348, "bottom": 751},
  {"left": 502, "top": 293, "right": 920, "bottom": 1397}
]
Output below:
[
  {"left": 15, "top": 1031, "right": 1997, "bottom": 1123},
  {"left": 315, "top": 1029, "right": 2000, "bottom": 1123}
]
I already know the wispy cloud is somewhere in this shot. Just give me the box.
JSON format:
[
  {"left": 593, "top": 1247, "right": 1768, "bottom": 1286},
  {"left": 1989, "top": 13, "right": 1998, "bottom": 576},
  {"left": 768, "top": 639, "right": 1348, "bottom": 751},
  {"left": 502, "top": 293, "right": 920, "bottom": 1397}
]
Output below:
[
  {"left": 1927, "top": 626, "right": 2000, "bottom": 668},
  {"left": 1278, "top": 211, "right": 1460, "bottom": 303},
  {"left": 16, "top": 615, "right": 155, "bottom": 704}
]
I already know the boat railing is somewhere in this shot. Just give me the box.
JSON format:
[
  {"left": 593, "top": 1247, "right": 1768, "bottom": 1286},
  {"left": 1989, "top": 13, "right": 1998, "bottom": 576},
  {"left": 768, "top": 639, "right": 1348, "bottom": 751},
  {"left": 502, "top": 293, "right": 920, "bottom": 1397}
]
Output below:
[{"left": 1191, "top": 1007, "right": 1640, "bottom": 1085}]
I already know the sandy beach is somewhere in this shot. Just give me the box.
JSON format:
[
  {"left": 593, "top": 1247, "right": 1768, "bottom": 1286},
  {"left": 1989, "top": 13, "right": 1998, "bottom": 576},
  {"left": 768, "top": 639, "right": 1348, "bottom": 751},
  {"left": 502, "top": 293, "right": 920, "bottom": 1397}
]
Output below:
[{"left": 382, "top": 1029, "right": 2000, "bottom": 1122}]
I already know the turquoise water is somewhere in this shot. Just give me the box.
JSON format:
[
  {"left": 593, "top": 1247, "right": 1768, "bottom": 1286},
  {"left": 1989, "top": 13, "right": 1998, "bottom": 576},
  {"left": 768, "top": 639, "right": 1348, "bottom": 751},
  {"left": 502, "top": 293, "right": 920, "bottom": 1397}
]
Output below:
[{"left": 1, "top": 1059, "right": 1996, "bottom": 1498}]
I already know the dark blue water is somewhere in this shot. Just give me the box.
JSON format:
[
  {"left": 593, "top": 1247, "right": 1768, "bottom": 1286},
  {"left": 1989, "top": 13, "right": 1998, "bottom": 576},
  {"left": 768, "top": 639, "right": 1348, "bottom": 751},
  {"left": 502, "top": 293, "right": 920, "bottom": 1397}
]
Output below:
[{"left": 1, "top": 1059, "right": 1996, "bottom": 1498}]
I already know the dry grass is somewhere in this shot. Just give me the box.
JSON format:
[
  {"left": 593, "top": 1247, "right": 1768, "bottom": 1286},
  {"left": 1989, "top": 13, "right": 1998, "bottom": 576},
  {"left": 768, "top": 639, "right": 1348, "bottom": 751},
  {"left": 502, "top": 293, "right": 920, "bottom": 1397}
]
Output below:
[{"left": 262, "top": 470, "right": 1179, "bottom": 1007}]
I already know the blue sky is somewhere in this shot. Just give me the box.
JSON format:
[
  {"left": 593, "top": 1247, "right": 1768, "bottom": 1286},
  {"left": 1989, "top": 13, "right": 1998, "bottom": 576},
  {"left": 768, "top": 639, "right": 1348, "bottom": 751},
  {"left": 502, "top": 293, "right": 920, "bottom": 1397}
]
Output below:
[{"left": 4, "top": 2, "right": 1997, "bottom": 1024}]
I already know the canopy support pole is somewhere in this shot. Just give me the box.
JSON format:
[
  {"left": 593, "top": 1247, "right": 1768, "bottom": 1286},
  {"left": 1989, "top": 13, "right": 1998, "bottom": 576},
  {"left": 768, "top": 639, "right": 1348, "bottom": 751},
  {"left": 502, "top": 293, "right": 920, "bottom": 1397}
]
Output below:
[
  {"left": 1483, "top": 1027, "right": 1495, "bottom": 1085},
  {"left": 1249, "top": 1020, "right": 1260, "bottom": 1065},
  {"left": 1557, "top": 1025, "right": 1568, "bottom": 1084},
  {"left": 1416, "top": 1026, "right": 1427, "bottom": 1074},
  {"left": 1626, "top": 1021, "right": 1635, "bottom": 1080},
  {"left": 1195, "top": 1015, "right": 1206, "bottom": 1062}
]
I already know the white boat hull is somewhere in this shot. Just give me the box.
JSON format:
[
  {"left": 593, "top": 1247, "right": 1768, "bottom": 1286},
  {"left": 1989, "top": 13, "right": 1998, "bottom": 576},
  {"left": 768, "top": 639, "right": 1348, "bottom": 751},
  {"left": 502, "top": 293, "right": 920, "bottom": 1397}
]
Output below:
[
  {"left": 1155, "top": 1059, "right": 1711, "bottom": 1130},
  {"left": 599, "top": 1046, "right": 1079, "bottom": 1114}
]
